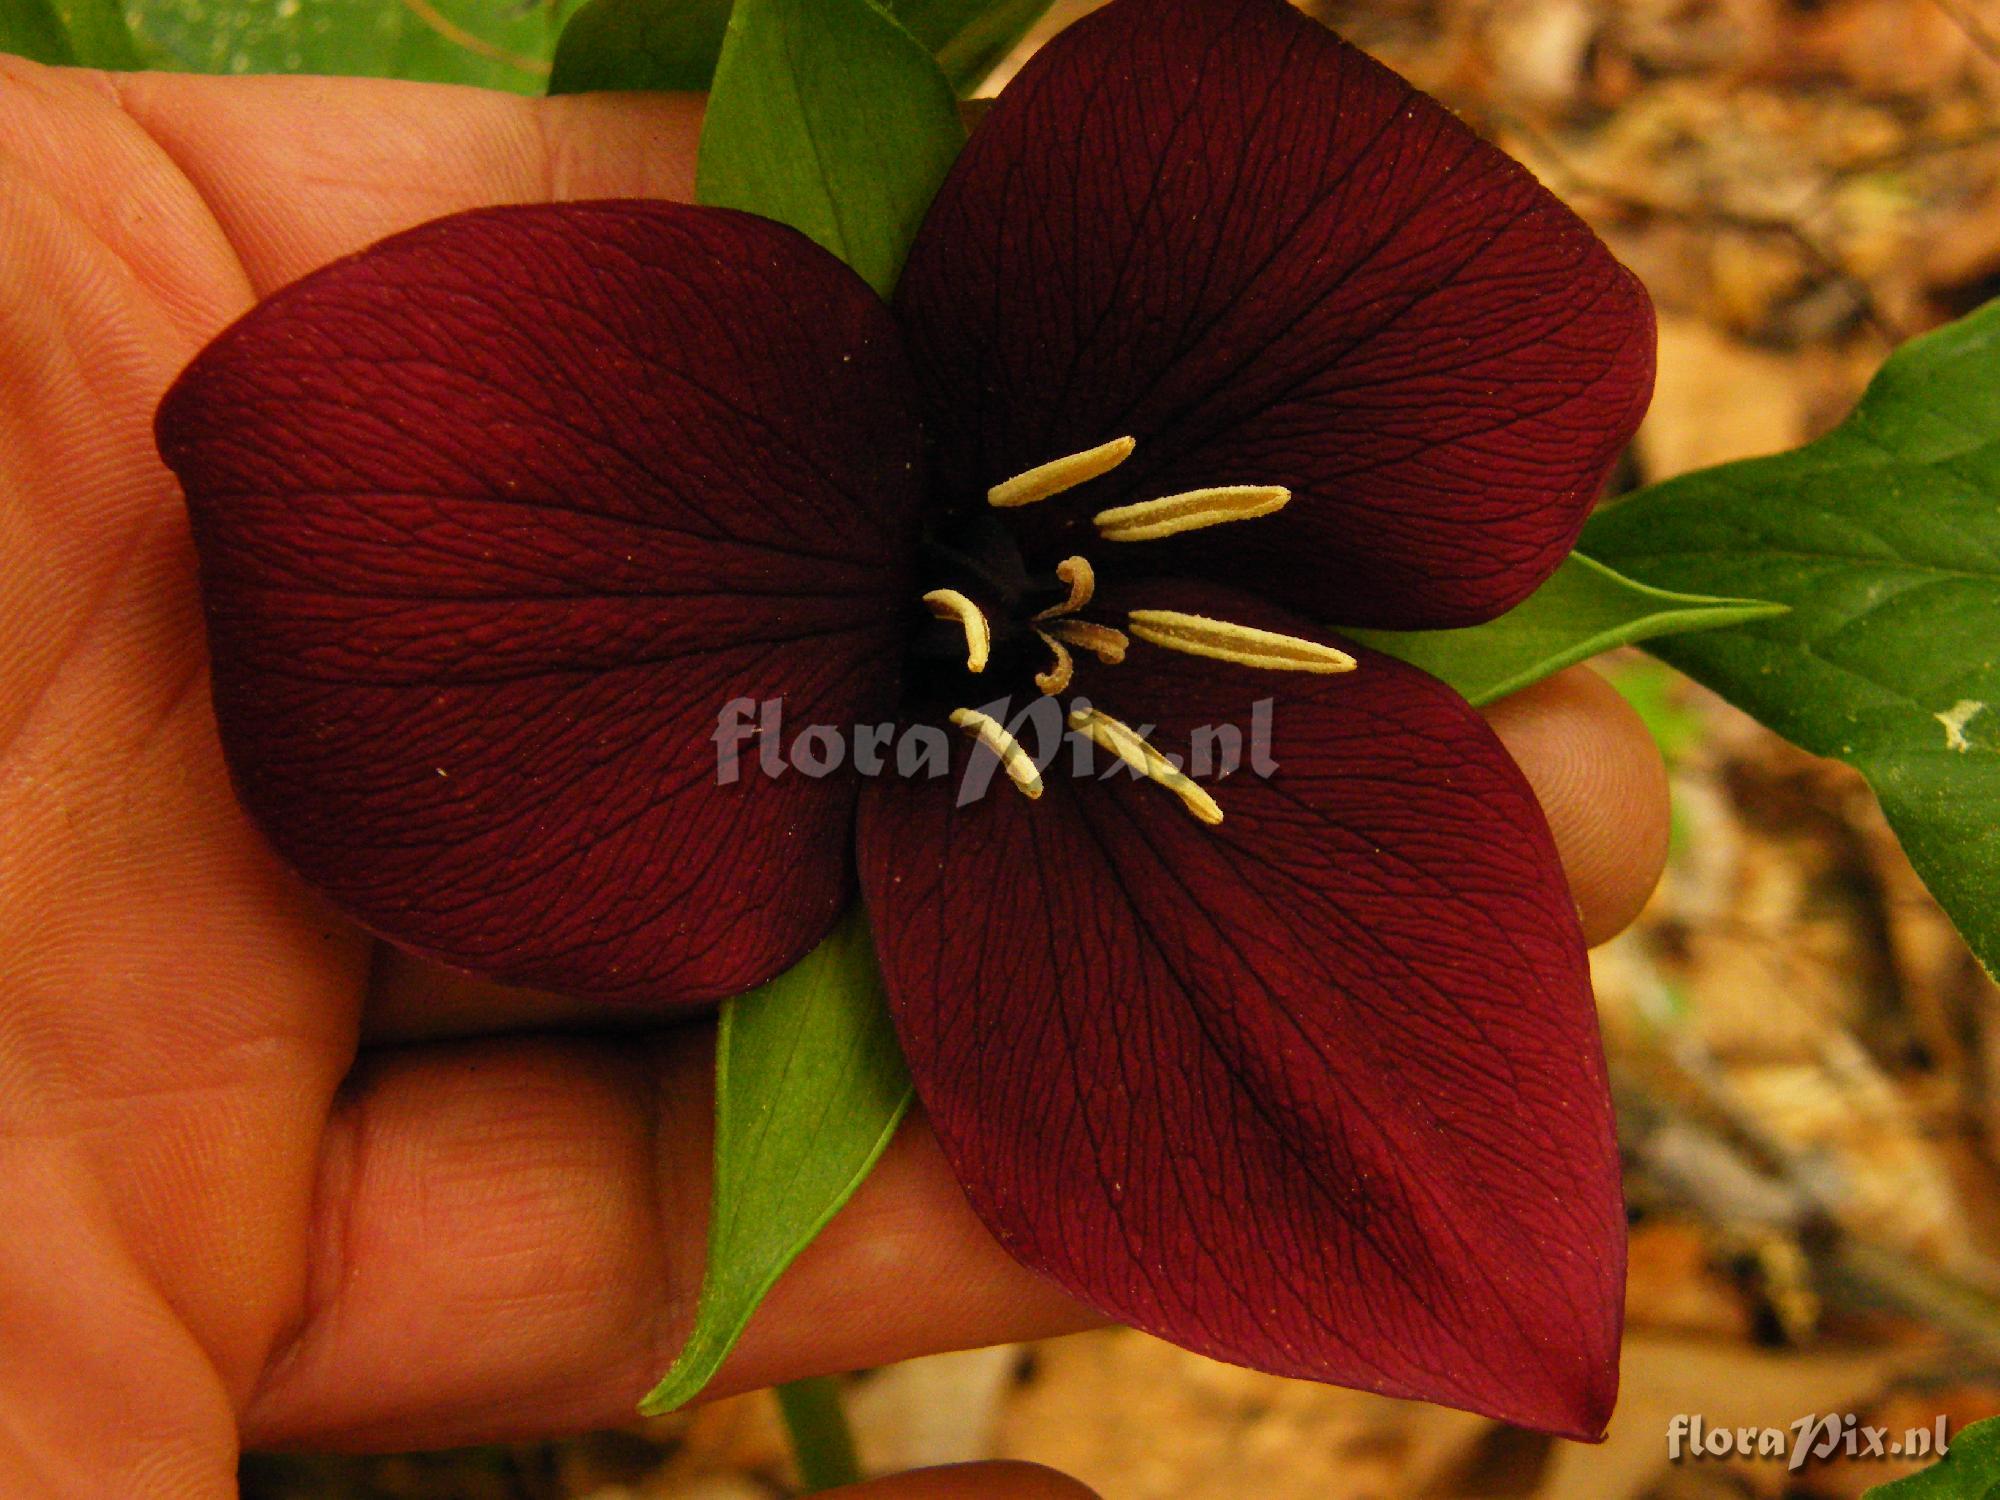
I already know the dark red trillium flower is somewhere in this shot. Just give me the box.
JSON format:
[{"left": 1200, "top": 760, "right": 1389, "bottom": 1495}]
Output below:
[{"left": 155, "top": 0, "right": 1654, "bottom": 1439}]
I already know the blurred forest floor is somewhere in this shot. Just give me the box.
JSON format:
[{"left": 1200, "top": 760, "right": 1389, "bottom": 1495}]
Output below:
[{"left": 247, "top": 0, "right": 2000, "bottom": 1495}]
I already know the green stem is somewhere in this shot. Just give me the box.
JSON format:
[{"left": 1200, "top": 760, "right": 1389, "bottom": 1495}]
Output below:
[{"left": 775, "top": 1376, "right": 863, "bottom": 1492}]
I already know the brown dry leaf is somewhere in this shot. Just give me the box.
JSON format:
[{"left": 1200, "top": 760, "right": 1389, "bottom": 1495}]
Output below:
[
  {"left": 1786, "top": 1384, "right": 2000, "bottom": 1499},
  {"left": 1626, "top": 1221, "right": 1757, "bottom": 1340},
  {"left": 1787, "top": 0, "right": 1980, "bottom": 98},
  {"left": 1609, "top": 0, "right": 1784, "bottom": 80},
  {"left": 1532, "top": 1336, "right": 1914, "bottom": 1500},
  {"left": 1634, "top": 316, "right": 1810, "bottom": 479},
  {"left": 995, "top": 1329, "right": 1492, "bottom": 1500},
  {"left": 989, "top": 1331, "right": 1910, "bottom": 1500},
  {"left": 1588, "top": 678, "right": 2000, "bottom": 1304},
  {"left": 1480, "top": 0, "right": 1600, "bottom": 109},
  {"left": 614, "top": 1393, "right": 790, "bottom": 1497}
]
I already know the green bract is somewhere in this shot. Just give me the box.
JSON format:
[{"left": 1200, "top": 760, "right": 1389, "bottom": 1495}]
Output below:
[
  {"left": 1350, "top": 553, "right": 1785, "bottom": 708},
  {"left": 640, "top": 910, "right": 911, "bottom": 1416},
  {"left": 695, "top": 0, "right": 963, "bottom": 298}
]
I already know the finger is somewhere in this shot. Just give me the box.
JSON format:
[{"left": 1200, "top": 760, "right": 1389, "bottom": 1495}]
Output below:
[
  {"left": 239, "top": 1028, "right": 1098, "bottom": 1452},
  {"left": 832, "top": 1464, "right": 1100, "bottom": 1500},
  {"left": 361, "top": 659, "right": 1668, "bottom": 1042},
  {"left": 103, "top": 70, "right": 703, "bottom": 294},
  {"left": 362, "top": 947, "right": 624, "bottom": 1042},
  {"left": 247, "top": 673, "right": 1665, "bottom": 1447},
  {"left": 249, "top": 674, "right": 1665, "bottom": 1451},
  {"left": 1482, "top": 662, "right": 1669, "bottom": 945}
]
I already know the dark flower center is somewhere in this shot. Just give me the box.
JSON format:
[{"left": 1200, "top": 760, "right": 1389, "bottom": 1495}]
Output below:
[{"left": 901, "top": 437, "right": 1357, "bottom": 824}]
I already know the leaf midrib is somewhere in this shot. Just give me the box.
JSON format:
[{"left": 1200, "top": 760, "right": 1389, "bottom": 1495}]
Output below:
[{"left": 1599, "top": 546, "right": 2000, "bottom": 585}]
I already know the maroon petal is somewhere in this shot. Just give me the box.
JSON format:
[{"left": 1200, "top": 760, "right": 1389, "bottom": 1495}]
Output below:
[
  {"left": 855, "top": 584, "right": 1622, "bottom": 1434},
  {"left": 159, "top": 202, "right": 925, "bottom": 1003},
  {"left": 894, "top": 0, "right": 1654, "bottom": 629}
]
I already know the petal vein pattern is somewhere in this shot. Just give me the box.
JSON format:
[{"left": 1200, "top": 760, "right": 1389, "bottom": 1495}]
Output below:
[
  {"left": 160, "top": 202, "right": 926, "bottom": 1002},
  {"left": 894, "top": 0, "right": 1655, "bottom": 629},
  {"left": 858, "top": 591, "right": 1622, "bottom": 1436}
]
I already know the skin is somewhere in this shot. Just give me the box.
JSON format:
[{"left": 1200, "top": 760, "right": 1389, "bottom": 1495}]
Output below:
[{"left": 0, "top": 57, "right": 1671, "bottom": 1498}]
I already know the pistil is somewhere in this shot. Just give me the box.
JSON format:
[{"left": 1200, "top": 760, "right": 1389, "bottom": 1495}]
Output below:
[
  {"left": 926, "top": 437, "right": 1342, "bottom": 824},
  {"left": 1031, "top": 630, "right": 1075, "bottom": 695},
  {"left": 1045, "top": 618, "right": 1129, "bottom": 665},
  {"left": 1032, "top": 556, "right": 1096, "bottom": 621},
  {"left": 1126, "top": 609, "right": 1355, "bottom": 674},
  {"left": 1068, "top": 707, "right": 1223, "bottom": 826},
  {"left": 1094, "top": 485, "right": 1290, "bottom": 542},
  {"left": 949, "top": 708, "right": 1045, "bottom": 800}
]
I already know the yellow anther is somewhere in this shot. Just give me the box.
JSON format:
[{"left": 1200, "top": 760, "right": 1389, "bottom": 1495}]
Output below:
[
  {"left": 1032, "top": 556, "right": 1097, "bottom": 621},
  {"left": 1093, "top": 484, "right": 1290, "bottom": 542},
  {"left": 1127, "top": 609, "right": 1356, "bottom": 674},
  {"left": 949, "top": 708, "right": 1045, "bottom": 800},
  {"left": 921, "top": 588, "right": 991, "bottom": 674},
  {"left": 1068, "top": 707, "right": 1222, "bottom": 826},
  {"left": 988, "top": 436, "right": 1136, "bottom": 509},
  {"left": 1045, "top": 618, "right": 1129, "bottom": 665},
  {"left": 1032, "top": 629, "right": 1074, "bottom": 696}
]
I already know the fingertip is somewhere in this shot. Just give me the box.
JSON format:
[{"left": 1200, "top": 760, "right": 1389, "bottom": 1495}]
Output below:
[
  {"left": 1480, "top": 664, "right": 1670, "bottom": 946},
  {"left": 831, "top": 1461, "right": 1100, "bottom": 1500}
]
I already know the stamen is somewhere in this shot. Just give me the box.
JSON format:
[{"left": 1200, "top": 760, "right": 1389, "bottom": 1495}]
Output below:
[
  {"left": 949, "top": 709, "right": 1045, "bottom": 800},
  {"left": 1031, "top": 556, "right": 1097, "bottom": 621},
  {"left": 988, "top": 436, "right": 1136, "bottom": 509},
  {"left": 921, "top": 588, "right": 991, "bottom": 674},
  {"left": 1068, "top": 707, "right": 1223, "bottom": 826},
  {"left": 1032, "top": 629, "right": 1074, "bottom": 696},
  {"left": 1127, "top": 609, "right": 1356, "bottom": 674},
  {"left": 1045, "top": 619, "right": 1129, "bottom": 665},
  {"left": 1093, "top": 485, "right": 1290, "bottom": 542}
]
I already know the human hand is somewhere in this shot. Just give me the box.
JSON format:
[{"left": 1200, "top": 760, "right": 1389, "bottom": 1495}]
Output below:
[{"left": 0, "top": 57, "right": 1668, "bottom": 1496}]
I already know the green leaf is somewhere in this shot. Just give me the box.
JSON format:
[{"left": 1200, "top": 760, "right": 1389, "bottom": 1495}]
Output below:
[
  {"left": 696, "top": 0, "right": 964, "bottom": 297},
  {"left": 548, "top": 0, "right": 728, "bottom": 93},
  {"left": 58, "top": 0, "right": 144, "bottom": 67},
  {"left": 890, "top": 0, "right": 1053, "bottom": 95},
  {"left": 1863, "top": 1415, "right": 2000, "bottom": 1498},
  {"left": 123, "top": 0, "right": 580, "bottom": 92},
  {"left": 1586, "top": 298, "right": 2000, "bottom": 978},
  {"left": 639, "top": 909, "right": 912, "bottom": 1416},
  {"left": 1343, "top": 552, "right": 1785, "bottom": 708},
  {"left": 0, "top": 0, "right": 77, "bottom": 64},
  {"left": 549, "top": 0, "right": 1047, "bottom": 98}
]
